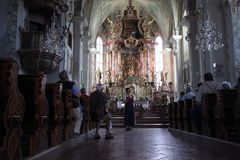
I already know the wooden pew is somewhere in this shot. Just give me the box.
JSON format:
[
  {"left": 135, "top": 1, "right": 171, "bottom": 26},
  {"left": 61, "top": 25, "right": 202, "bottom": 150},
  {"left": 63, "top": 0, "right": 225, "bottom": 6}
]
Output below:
[
  {"left": 217, "top": 89, "right": 238, "bottom": 141},
  {"left": 184, "top": 99, "right": 192, "bottom": 132},
  {"left": 191, "top": 98, "right": 202, "bottom": 135},
  {"left": 178, "top": 100, "right": 184, "bottom": 130},
  {"left": 173, "top": 102, "right": 178, "bottom": 129},
  {"left": 18, "top": 73, "right": 49, "bottom": 157},
  {"left": 62, "top": 89, "right": 74, "bottom": 141},
  {"left": 46, "top": 83, "right": 64, "bottom": 146},
  {"left": 0, "top": 59, "right": 25, "bottom": 160},
  {"left": 168, "top": 102, "right": 174, "bottom": 128},
  {"left": 202, "top": 93, "right": 217, "bottom": 137}
]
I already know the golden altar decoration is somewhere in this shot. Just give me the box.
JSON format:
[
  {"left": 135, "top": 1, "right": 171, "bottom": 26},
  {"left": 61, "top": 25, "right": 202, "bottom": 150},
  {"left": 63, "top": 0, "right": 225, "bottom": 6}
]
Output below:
[{"left": 102, "top": 0, "right": 159, "bottom": 100}]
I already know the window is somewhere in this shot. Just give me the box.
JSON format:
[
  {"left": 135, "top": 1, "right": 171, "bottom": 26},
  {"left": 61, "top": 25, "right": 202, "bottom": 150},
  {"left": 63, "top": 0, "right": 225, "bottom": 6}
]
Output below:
[
  {"left": 154, "top": 36, "right": 163, "bottom": 87},
  {"left": 96, "top": 37, "right": 103, "bottom": 78}
]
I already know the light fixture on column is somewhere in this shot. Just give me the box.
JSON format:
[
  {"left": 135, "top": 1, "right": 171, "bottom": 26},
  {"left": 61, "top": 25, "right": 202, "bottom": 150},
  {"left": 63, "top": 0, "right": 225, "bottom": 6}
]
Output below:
[
  {"left": 228, "top": 0, "right": 240, "bottom": 13},
  {"left": 196, "top": 18, "right": 224, "bottom": 52}
]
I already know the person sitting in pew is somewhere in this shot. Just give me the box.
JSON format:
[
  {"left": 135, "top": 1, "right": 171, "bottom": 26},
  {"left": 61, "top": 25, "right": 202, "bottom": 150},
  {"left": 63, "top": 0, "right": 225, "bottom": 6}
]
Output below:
[
  {"left": 221, "top": 81, "right": 232, "bottom": 90},
  {"left": 178, "top": 91, "right": 185, "bottom": 101},
  {"left": 182, "top": 85, "right": 195, "bottom": 100},
  {"left": 234, "top": 76, "right": 240, "bottom": 89},
  {"left": 195, "top": 72, "right": 221, "bottom": 103}
]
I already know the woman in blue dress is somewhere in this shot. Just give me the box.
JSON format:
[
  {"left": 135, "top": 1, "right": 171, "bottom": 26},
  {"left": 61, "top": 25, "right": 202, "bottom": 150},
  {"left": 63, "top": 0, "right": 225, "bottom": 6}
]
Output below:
[{"left": 124, "top": 88, "right": 135, "bottom": 131}]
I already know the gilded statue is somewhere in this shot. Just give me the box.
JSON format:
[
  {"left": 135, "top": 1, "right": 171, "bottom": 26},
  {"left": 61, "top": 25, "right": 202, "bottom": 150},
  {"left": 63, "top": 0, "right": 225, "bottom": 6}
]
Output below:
[
  {"left": 139, "top": 17, "right": 154, "bottom": 39},
  {"left": 96, "top": 68, "right": 102, "bottom": 83},
  {"left": 106, "top": 16, "right": 122, "bottom": 39},
  {"left": 107, "top": 17, "right": 114, "bottom": 38}
]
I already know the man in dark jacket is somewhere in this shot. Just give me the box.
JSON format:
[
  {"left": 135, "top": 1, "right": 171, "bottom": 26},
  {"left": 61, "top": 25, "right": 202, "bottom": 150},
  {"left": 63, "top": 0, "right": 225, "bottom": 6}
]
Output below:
[{"left": 89, "top": 84, "right": 113, "bottom": 139}]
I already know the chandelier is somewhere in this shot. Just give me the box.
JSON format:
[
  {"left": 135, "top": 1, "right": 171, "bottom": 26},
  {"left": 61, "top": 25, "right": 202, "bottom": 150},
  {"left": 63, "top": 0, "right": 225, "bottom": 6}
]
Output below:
[
  {"left": 196, "top": 18, "right": 224, "bottom": 52},
  {"left": 40, "top": 17, "right": 65, "bottom": 55}
]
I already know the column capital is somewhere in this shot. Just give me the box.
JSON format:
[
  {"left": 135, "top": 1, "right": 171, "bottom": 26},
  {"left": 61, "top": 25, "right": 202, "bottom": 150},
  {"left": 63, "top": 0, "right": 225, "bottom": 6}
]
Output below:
[
  {"left": 227, "top": 0, "right": 240, "bottom": 13},
  {"left": 172, "top": 35, "right": 182, "bottom": 41}
]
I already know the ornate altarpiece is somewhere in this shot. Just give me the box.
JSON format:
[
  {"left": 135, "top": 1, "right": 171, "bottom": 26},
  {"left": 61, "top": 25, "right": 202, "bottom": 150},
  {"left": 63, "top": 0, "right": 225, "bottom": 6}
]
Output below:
[{"left": 102, "top": 0, "right": 158, "bottom": 99}]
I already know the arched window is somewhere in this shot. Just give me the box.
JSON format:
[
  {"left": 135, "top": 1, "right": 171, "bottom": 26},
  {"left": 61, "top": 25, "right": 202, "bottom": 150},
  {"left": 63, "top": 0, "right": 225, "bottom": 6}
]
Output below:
[
  {"left": 96, "top": 37, "right": 103, "bottom": 74},
  {"left": 155, "top": 36, "right": 163, "bottom": 87}
]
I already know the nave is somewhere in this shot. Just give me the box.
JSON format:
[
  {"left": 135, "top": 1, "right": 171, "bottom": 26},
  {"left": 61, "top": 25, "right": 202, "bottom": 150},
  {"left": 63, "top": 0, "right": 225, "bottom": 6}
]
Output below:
[{"left": 32, "top": 128, "right": 240, "bottom": 160}]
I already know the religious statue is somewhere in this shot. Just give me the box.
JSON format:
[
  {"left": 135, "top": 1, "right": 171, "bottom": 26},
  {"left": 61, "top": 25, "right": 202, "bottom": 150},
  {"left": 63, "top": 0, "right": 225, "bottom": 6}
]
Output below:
[
  {"left": 106, "top": 70, "right": 112, "bottom": 83},
  {"left": 106, "top": 16, "right": 123, "bottom": 39},
  {"left": 165, "top": 72, "right": 168, "bottom": 81},
  {"left": 161, "top": 71, "right": 165, "bottom": 82},
  {"left": 139, "top": 17, "right": 154, "bottom": 39},
  {"left": 96, "top": 68, "right": 102, "bottom": 83},
  {"left": 107, "top": 17, "right": 114, "bottom": 39},
  {"left": 151, "top": 71, "right": 155, "bottom": 82}
]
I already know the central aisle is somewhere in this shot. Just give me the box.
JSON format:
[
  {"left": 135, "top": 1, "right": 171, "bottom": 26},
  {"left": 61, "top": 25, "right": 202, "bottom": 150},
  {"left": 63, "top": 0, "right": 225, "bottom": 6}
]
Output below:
[{"left": 53, "top": 128, "right": 240, "bottom": 160}]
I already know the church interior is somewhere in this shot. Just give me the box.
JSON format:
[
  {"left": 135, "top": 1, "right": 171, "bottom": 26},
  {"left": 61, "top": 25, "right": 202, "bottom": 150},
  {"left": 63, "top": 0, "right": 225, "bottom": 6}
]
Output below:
[{"left": 1, "top": 0, "right": 240, "bottom": 159}]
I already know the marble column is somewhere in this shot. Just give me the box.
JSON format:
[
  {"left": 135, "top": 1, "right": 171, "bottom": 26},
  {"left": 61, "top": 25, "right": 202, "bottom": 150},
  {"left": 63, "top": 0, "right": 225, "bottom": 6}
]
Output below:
[
  {"left": 82, "top": 37, "right": 89, "bottom": 91},
  {"left": 225, "top": 0, "right": 240, "bottom": 82},
  {"left": 146, "top": 49, "right": 150, "bottom": 82},
  {"left": 72, "top": 17, "right": 81, "bottom": 84},
  {"left": 88, "top": 48, "right": 96, "bottom": 91},
  {"left": 173, "top": 31, "right": 184, "bottom": 94},
  {"left": 102, "top": 47, "right": 107, "bottom": 84},
  {"left": 183, "top": 13, "right": 202, "bottom": 89},
  {"left": 0, "top": 0, "right": 18, "bottom": 57},
  {"left": 112, "top": 51, "right": 115, "bottom": 82}
]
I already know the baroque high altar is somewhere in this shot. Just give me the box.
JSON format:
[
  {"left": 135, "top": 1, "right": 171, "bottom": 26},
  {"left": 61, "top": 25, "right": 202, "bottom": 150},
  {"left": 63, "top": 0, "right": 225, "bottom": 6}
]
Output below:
[{"left": 102, "top": 0, "right": 163, "bottom": 100}]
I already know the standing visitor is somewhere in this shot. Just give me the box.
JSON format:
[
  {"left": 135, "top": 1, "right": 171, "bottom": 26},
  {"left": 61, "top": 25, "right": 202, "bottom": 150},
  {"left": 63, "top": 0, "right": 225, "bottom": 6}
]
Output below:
[
  {"left": 89, "top": 84, "right": 113, "bottom": 139},
  {"left": 79, "top": 87, "right": 89, "bottom": 133},
  {"left": 58, "top": 71, "right": 82, "bottom": 137},
  {"left": 124, "top": 88, "right": 135, "bottom": 131}
]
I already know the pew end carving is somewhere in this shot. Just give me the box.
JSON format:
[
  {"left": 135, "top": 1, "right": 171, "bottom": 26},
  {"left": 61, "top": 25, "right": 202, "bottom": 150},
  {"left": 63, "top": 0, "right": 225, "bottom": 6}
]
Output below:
[
  {"left": 62, "top": 89, "right": 74, "bottom": 140},
  {"left": 46, "top": 83, "right": 64, "bottom": 146},
  {"left": 18, "top": 73, "right": 49, "bottom": 156},
  {"left": 0, "top": 58, "right": 25, "bottom": 160}
]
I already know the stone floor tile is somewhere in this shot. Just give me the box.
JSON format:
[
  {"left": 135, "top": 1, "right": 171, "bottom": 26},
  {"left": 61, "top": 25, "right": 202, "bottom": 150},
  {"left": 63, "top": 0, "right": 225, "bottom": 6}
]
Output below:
[{"left": 53, "top": 128, "right": 240, "bottom": 160}]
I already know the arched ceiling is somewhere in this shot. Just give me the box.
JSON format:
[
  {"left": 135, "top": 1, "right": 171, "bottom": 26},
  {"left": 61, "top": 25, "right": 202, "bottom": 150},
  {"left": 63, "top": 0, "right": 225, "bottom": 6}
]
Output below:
[{"left": 80, "top": 0, "right": 179, "bottom": 47}]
